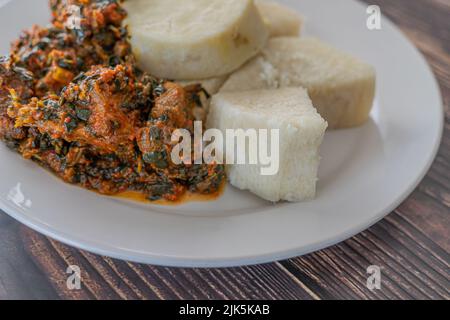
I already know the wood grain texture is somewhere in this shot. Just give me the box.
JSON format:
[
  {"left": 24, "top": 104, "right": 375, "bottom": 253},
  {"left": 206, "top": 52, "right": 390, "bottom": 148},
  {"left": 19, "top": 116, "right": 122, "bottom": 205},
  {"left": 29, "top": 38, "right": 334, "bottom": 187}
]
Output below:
[
  {"left": 12, "top": 0, "right": 450, "bottom": 300},
  {"left": 0, "top": 214, "right": 57, "bottom": 300},
  {"left": 22, "top": 228, "right": 318, "bottom": 300}
]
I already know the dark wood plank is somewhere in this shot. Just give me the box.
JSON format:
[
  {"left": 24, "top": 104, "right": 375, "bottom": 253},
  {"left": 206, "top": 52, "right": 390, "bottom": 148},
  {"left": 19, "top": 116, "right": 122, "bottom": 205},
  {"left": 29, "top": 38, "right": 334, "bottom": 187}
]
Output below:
[
  {"left": 22, "top": 227, "right": 318, "bottom": 300},
  {"left": 0, "top": 214, "right": 58, "bottom": 300},
  {"left": 359, "top": 0, "right": 450, "bottom": 102},
  {"left": 396, "top": 190, "right": 450, "bottom": 252},
  {"left": 280, "top": 212, "right": 450, "bottom": 300},
  {"left": 21, "top": 195, "right": 450, "bottom": 301}
]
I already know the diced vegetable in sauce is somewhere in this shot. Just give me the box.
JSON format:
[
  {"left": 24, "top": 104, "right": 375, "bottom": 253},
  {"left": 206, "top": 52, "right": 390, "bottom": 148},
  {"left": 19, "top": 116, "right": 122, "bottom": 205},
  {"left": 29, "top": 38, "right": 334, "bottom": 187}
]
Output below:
[{"left": 0, "top": 0, "right": 225, "bottom": 202}]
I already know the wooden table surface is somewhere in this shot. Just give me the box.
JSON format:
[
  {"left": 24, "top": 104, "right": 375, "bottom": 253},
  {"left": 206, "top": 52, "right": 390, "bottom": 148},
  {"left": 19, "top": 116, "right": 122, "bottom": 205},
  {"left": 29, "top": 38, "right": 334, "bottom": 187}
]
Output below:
[{"left": 0, "top": 0, "right": 449, "bottom": 300}]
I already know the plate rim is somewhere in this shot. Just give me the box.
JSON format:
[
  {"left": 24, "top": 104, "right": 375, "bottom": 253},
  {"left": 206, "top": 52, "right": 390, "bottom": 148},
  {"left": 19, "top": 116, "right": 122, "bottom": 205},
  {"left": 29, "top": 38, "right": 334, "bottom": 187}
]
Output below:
[{"left": 0, "top": 0, "right": 444, "bottom": 267}]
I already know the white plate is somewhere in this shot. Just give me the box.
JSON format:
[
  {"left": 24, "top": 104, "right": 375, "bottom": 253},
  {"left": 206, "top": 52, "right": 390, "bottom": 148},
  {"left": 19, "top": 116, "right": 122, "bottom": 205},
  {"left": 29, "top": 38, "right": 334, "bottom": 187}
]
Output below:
[{"left": 0, "top": 0, "right": 443, "bottom": 267}]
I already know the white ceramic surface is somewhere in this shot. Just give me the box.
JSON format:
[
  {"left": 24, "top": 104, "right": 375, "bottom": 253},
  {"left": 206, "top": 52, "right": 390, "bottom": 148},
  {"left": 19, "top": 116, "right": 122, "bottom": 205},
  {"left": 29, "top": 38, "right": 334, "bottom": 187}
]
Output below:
[{"left": 0, "top": 0, "right": 443, "bottom": 267}]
